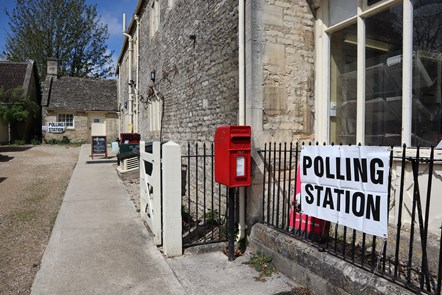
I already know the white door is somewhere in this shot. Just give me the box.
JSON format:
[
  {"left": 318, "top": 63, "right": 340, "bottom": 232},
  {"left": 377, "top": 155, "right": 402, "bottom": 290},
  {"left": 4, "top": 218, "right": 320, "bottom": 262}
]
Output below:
[{"left": 90, "top": 114, "right": 106, "bottom": 136}]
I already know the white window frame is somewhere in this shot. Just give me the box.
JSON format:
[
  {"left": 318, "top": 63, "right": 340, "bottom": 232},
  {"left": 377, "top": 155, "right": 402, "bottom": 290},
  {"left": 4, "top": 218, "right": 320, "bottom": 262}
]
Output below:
[
  {"left": 150, "top": 0, "right": 160, "bottom": 38},
  {"left": 57, "top": 113, "right": 74, "bottom": 129},
  {"left": 168, "top": 0, "right": 175, "bottom": 9},
  {"left": 149, "top": 98, "right": 162, "bottom": 132},
  {"left": 315, "top": 0, "right": 413, "bottom": 146}
]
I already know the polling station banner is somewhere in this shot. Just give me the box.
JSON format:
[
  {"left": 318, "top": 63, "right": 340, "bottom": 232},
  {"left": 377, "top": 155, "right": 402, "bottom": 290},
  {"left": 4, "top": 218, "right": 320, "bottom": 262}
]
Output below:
[
  {"left": 48, "top": 122, "right": 65, "bottom": 133},
  {"left": 300, "top": 146, "right": 390, "bottom": 238}
]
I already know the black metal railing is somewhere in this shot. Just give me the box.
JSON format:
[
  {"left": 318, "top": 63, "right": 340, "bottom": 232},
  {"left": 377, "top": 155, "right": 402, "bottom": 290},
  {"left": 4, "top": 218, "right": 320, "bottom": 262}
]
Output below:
[
  {"left": 181, "top": 142, "right": 228, "bottom": 248},
  {"left": 259, "top": 142, "right": 442, "bottom": 295}
]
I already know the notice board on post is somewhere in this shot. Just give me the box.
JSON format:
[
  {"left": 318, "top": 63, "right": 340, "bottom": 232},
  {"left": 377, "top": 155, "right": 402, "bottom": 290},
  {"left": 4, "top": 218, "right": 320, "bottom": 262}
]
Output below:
[{"left": 91, "top": 136, "right": 107, "bottom": 159}]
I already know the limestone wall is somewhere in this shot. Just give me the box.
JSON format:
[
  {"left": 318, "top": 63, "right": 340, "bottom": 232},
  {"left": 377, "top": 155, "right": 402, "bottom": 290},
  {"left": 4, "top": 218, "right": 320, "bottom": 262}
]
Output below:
[
  {"left": 133, "top": 0, "right": 239, "bottom": 144},
  {"left": 42, "top": 110, "right": 118, "bottom": 144},
  {"left": 250, "top": 0, "right": 316, "bottom": 145}
]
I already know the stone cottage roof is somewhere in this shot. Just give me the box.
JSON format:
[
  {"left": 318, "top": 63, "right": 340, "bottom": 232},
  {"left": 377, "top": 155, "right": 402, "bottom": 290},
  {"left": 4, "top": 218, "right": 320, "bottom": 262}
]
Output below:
[
  {"left": 0, "top": 61, "right": 34, "bottom": 99},
  {"left": 44, "top": 77, "right": 117, "bottom": 112}
]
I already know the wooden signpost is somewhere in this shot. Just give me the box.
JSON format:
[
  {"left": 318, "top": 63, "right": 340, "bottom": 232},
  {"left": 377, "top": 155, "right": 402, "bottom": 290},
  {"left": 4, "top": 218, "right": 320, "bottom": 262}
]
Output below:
[{"left": 91, "top": 136, "right": 107, "bottom": 159}]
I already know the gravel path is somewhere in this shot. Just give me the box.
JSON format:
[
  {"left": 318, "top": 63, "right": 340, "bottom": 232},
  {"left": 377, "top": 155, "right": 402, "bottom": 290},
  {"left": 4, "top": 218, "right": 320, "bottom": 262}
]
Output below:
[{"left": 0, "top": 144, "right": 80, "bottom": 295}]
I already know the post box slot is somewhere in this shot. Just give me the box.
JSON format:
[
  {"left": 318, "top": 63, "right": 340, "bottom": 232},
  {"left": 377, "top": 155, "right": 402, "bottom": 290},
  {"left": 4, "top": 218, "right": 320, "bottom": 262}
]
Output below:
[{"left": 232, "top": 136, "right": 250, "bottom": 145}]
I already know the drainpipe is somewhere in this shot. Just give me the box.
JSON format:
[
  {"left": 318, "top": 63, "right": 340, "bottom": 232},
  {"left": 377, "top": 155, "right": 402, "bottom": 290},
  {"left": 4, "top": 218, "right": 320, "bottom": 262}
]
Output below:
[
  {"left": 134, "top": 15, "right": 140, "bottom": 133},
  {"left": 237, "top": 0, "right": 246, "bottom": 242},
  {"left": 117, "top": 63, "right": 122, "bottom": 135},
  {"left": 123, "top": 13, "right": 133, "bottom": 132}
]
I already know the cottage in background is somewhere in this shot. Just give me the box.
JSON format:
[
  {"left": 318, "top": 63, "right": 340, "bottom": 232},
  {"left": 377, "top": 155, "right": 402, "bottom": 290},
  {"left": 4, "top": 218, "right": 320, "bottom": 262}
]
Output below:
[
  {"left": 42, "top": 58, "right": 119, "bottom": 144},
  {"left": 0, "top": 60, "right": 41, "bottom": 144}
]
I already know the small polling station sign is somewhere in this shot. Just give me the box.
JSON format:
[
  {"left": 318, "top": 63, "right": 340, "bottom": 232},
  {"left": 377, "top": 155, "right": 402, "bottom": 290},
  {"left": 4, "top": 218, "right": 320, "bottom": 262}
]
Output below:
[
  {"left": 300, "top": 146, "right": 390, "bottom": 238},
  {"left": 48, "top": 122, "right": 65, "bottom": 133}
]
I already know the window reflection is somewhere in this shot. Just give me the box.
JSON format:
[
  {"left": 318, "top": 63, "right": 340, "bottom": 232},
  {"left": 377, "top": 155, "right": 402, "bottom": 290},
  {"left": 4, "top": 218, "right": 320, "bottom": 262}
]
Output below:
[
  {"left": 364, "top": 5, "right": 403, "bottom": 146},
  {"left": 412, "top": 2, "right": 442, "bottom": 146},
  {"left": 329, "top": 0, "right": 357, "bottom": 26},
  {"left": 330, "top": 24, "right": 357, "bottom": 145}
]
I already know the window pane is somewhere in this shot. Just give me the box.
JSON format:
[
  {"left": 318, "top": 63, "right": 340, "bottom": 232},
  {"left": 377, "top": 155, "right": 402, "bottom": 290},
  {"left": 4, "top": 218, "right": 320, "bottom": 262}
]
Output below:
[
  {"left": 412, "top": 2, "right": 442, "bottom": 146},
  {"left": 329, "top": 0, "right": 357, "bottom": 26},
  {"left": 330, "top": 23, "right": 357, "bottom": 145},
  {"left": 367, "top": 0, "right": 382, "bottom": 6},
  {"left": 364, "top": 5, "right": 403, "bottom": 146},
  {"left": 66, "top": 114, "right": 73, "bottom": 127},
  {"left": 58, "top": 113, "right": 74, "bottom": 127}
]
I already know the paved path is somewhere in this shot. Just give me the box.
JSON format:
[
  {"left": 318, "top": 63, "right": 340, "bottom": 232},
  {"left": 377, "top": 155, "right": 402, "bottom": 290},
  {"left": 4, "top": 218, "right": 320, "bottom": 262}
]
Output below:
[
  {"left": 31, "top": 144, "right": 297, "bottom": 295},
  {"left": 31, "top": 145, "right": 185, "bottom": 295}
]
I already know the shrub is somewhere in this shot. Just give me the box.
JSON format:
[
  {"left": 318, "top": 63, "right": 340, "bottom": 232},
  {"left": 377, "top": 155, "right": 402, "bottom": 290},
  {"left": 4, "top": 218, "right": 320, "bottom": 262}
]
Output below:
[{"left": 12, "top": 139, "right": 25, "bottom": 145}]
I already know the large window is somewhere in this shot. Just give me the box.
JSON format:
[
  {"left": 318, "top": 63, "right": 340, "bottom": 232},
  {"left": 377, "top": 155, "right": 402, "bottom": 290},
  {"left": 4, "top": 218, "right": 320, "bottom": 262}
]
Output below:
[
  {"left": 321, "top": 0, "right": 442, "bottom": 147},
  {"left": 412, "top": 1, "right": 442, "bottom": 146},
  {"left": 58, "top": 113, "right": 74, "bottom": 128}
]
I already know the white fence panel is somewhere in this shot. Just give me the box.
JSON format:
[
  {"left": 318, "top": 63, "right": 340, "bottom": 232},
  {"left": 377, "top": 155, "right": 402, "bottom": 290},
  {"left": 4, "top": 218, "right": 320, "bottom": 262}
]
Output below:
[{"left": 139, "top": 141, "right": 162, "bottom": 245}]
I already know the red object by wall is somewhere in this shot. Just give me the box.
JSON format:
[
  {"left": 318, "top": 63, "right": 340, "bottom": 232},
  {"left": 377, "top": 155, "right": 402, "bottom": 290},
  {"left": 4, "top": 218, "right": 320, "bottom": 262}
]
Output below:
[{"left": 214, "top": 126, "right": 251, "bottom": 188}]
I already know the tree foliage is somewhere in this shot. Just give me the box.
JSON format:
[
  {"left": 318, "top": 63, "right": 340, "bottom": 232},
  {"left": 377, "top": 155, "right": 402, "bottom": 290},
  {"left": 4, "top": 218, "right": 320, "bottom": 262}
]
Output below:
[
  {"left": 0, "top": 86, "right": 39, "bottom": 124},
  {"left": 3, "top": 0, "right": 114, "bottom": 80}
]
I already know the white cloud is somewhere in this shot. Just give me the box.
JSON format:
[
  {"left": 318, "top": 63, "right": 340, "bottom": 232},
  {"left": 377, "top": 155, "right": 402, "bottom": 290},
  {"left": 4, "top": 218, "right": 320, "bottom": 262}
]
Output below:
[{"left": 101, "top": 13, "right": 122, "bottom": 37}]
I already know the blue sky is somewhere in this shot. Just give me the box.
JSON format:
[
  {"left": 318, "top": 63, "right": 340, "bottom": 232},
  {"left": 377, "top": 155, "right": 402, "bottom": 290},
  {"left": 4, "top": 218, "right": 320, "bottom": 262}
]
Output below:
[{"left": 0, "top": 0, "right": 138, "bottom": 70}]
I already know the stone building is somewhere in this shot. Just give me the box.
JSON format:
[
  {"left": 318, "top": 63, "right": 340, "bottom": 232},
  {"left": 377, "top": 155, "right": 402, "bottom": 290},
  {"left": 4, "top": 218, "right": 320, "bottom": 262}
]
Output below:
[
  {"left": 117, "top": 1, "right": 442, "bottom": 292},
  {"left": 42, "top": 59, "right": 119, "bottom": 144},
  {"left": 117, "top": 0, "right": 318, "bottom": 237},
  {"left": 117, "top": 0, "right": 442, "bottom": 226},
  {"left": 119, "top": 0, "right": 442, "bottom": 149},
  {"left": 117, "top": 0, "right": 316, "bottom": 145},
  {"left": 0, "top": 60, "right": 41, "bottom": 144}
]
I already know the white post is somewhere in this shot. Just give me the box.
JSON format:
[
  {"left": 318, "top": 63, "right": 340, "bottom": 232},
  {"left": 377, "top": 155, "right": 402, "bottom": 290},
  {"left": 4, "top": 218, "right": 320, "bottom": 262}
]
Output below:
[
  {"left": 139, "top": 140, "right": 146, "bottom": 219},
  {"left": 152, "top": 141, "right": 162, "bottom": 245},
  {"left": 402, "top": 0, "right": 413, "bottom": 146},
  {"left": 161, "top": 141, "right": 182, "bottom": 256},
  {"left": 356, "top": 7, "right": 366, "bottom": 145}
]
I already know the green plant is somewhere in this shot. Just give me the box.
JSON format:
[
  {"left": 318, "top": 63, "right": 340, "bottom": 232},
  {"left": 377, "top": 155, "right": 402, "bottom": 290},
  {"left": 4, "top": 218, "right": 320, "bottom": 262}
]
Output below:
[
  {"left": 243, "top": 252, "right": 276, "bottom": 281},
  {"left": 61, "top": 136, "right": 70, "bottom": 144},
  {"left": 290, "top": 286, "right": 314, "bottom": 295},
  {"left": 31, "top": 137, "right": 41, "bottom": 145},
  {"left": 15, "top": 211, "right": 35, "bottom": 222},
  {"left": 46, "top": 138, "right": 59, "bottom": 144},
  {"left": 46, "top": 136, "right": 72, "bottom": 145},
  {"left": 236, "top": 238, "right": 248, "bottom": 254},
  {"left": 205, "top": 209, "right": 222, "bottom": 224},
  {"left": 0, "top": 86, "right": 39, "bottom": 124},
  {"left": 12, "top": 139, "right": 25, "bottom": 145}
]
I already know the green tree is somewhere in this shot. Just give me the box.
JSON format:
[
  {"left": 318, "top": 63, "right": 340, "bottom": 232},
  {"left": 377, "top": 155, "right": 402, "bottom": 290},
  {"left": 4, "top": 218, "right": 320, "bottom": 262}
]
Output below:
[
  {"left": 0, "top": 86, "right": 39, "bottom": 124},
  {"left": 3, "top": 0, "right": 114, "bottom": 80}
]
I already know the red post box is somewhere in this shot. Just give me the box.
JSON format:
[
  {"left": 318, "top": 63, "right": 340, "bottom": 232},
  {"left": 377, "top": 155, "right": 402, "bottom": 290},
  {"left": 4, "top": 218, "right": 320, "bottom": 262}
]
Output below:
[{"left": 214, "top": 125, "right": 251, "bottom": 187}]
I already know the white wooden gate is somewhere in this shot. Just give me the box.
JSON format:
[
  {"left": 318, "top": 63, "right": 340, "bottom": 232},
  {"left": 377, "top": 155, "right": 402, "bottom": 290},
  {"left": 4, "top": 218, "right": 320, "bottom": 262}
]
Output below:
[
  {"left": 140, "top": 141, "right": 162, "bottom": 245},
  {"left": 139, "top": 140, "right": 182, "bottom": 256}
]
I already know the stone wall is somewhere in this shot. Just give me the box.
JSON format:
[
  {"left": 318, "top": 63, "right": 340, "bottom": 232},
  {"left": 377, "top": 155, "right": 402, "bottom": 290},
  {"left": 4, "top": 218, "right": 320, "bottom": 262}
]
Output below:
[
  {"left": 42, "top": 111, "right": 88, "bottom": 143},
  {"left": 106, "top": 113, "right": 120, "bottom": 142},
  {"left": 119, "top": 0, "right": 316, "bottom": 145},
  {"left": 252, "top": 0, "right": 316, "bottom": 145},
  {"left": 118, "top": 37, "right": 134, "bottom": 134},
  {"left": 246, "top": 0, "right": 316, "bottom": 231},
  {"left": 135, "top": 0, "right": 239, "bottom": 144},
  {"left": 119, "top": 0, "right": 318, "bottom": 234},
  {"left": 42, "top": 110, "right": 118, "bottom": 143},
  {"left": 250, "top": 223, "right": 414, "bottom": 295}
]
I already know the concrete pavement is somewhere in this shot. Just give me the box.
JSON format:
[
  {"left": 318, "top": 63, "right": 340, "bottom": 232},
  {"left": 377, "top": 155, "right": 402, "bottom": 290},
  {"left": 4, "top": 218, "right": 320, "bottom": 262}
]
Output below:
[{"left": 31, "top": 144, "right": 297, "bottom": 295}]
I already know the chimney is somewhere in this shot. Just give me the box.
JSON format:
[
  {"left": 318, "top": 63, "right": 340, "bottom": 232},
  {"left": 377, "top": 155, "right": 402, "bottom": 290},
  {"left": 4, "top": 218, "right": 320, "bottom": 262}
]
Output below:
[{"left": 47, "top": 57, "right": 58, "bottom": 79}]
